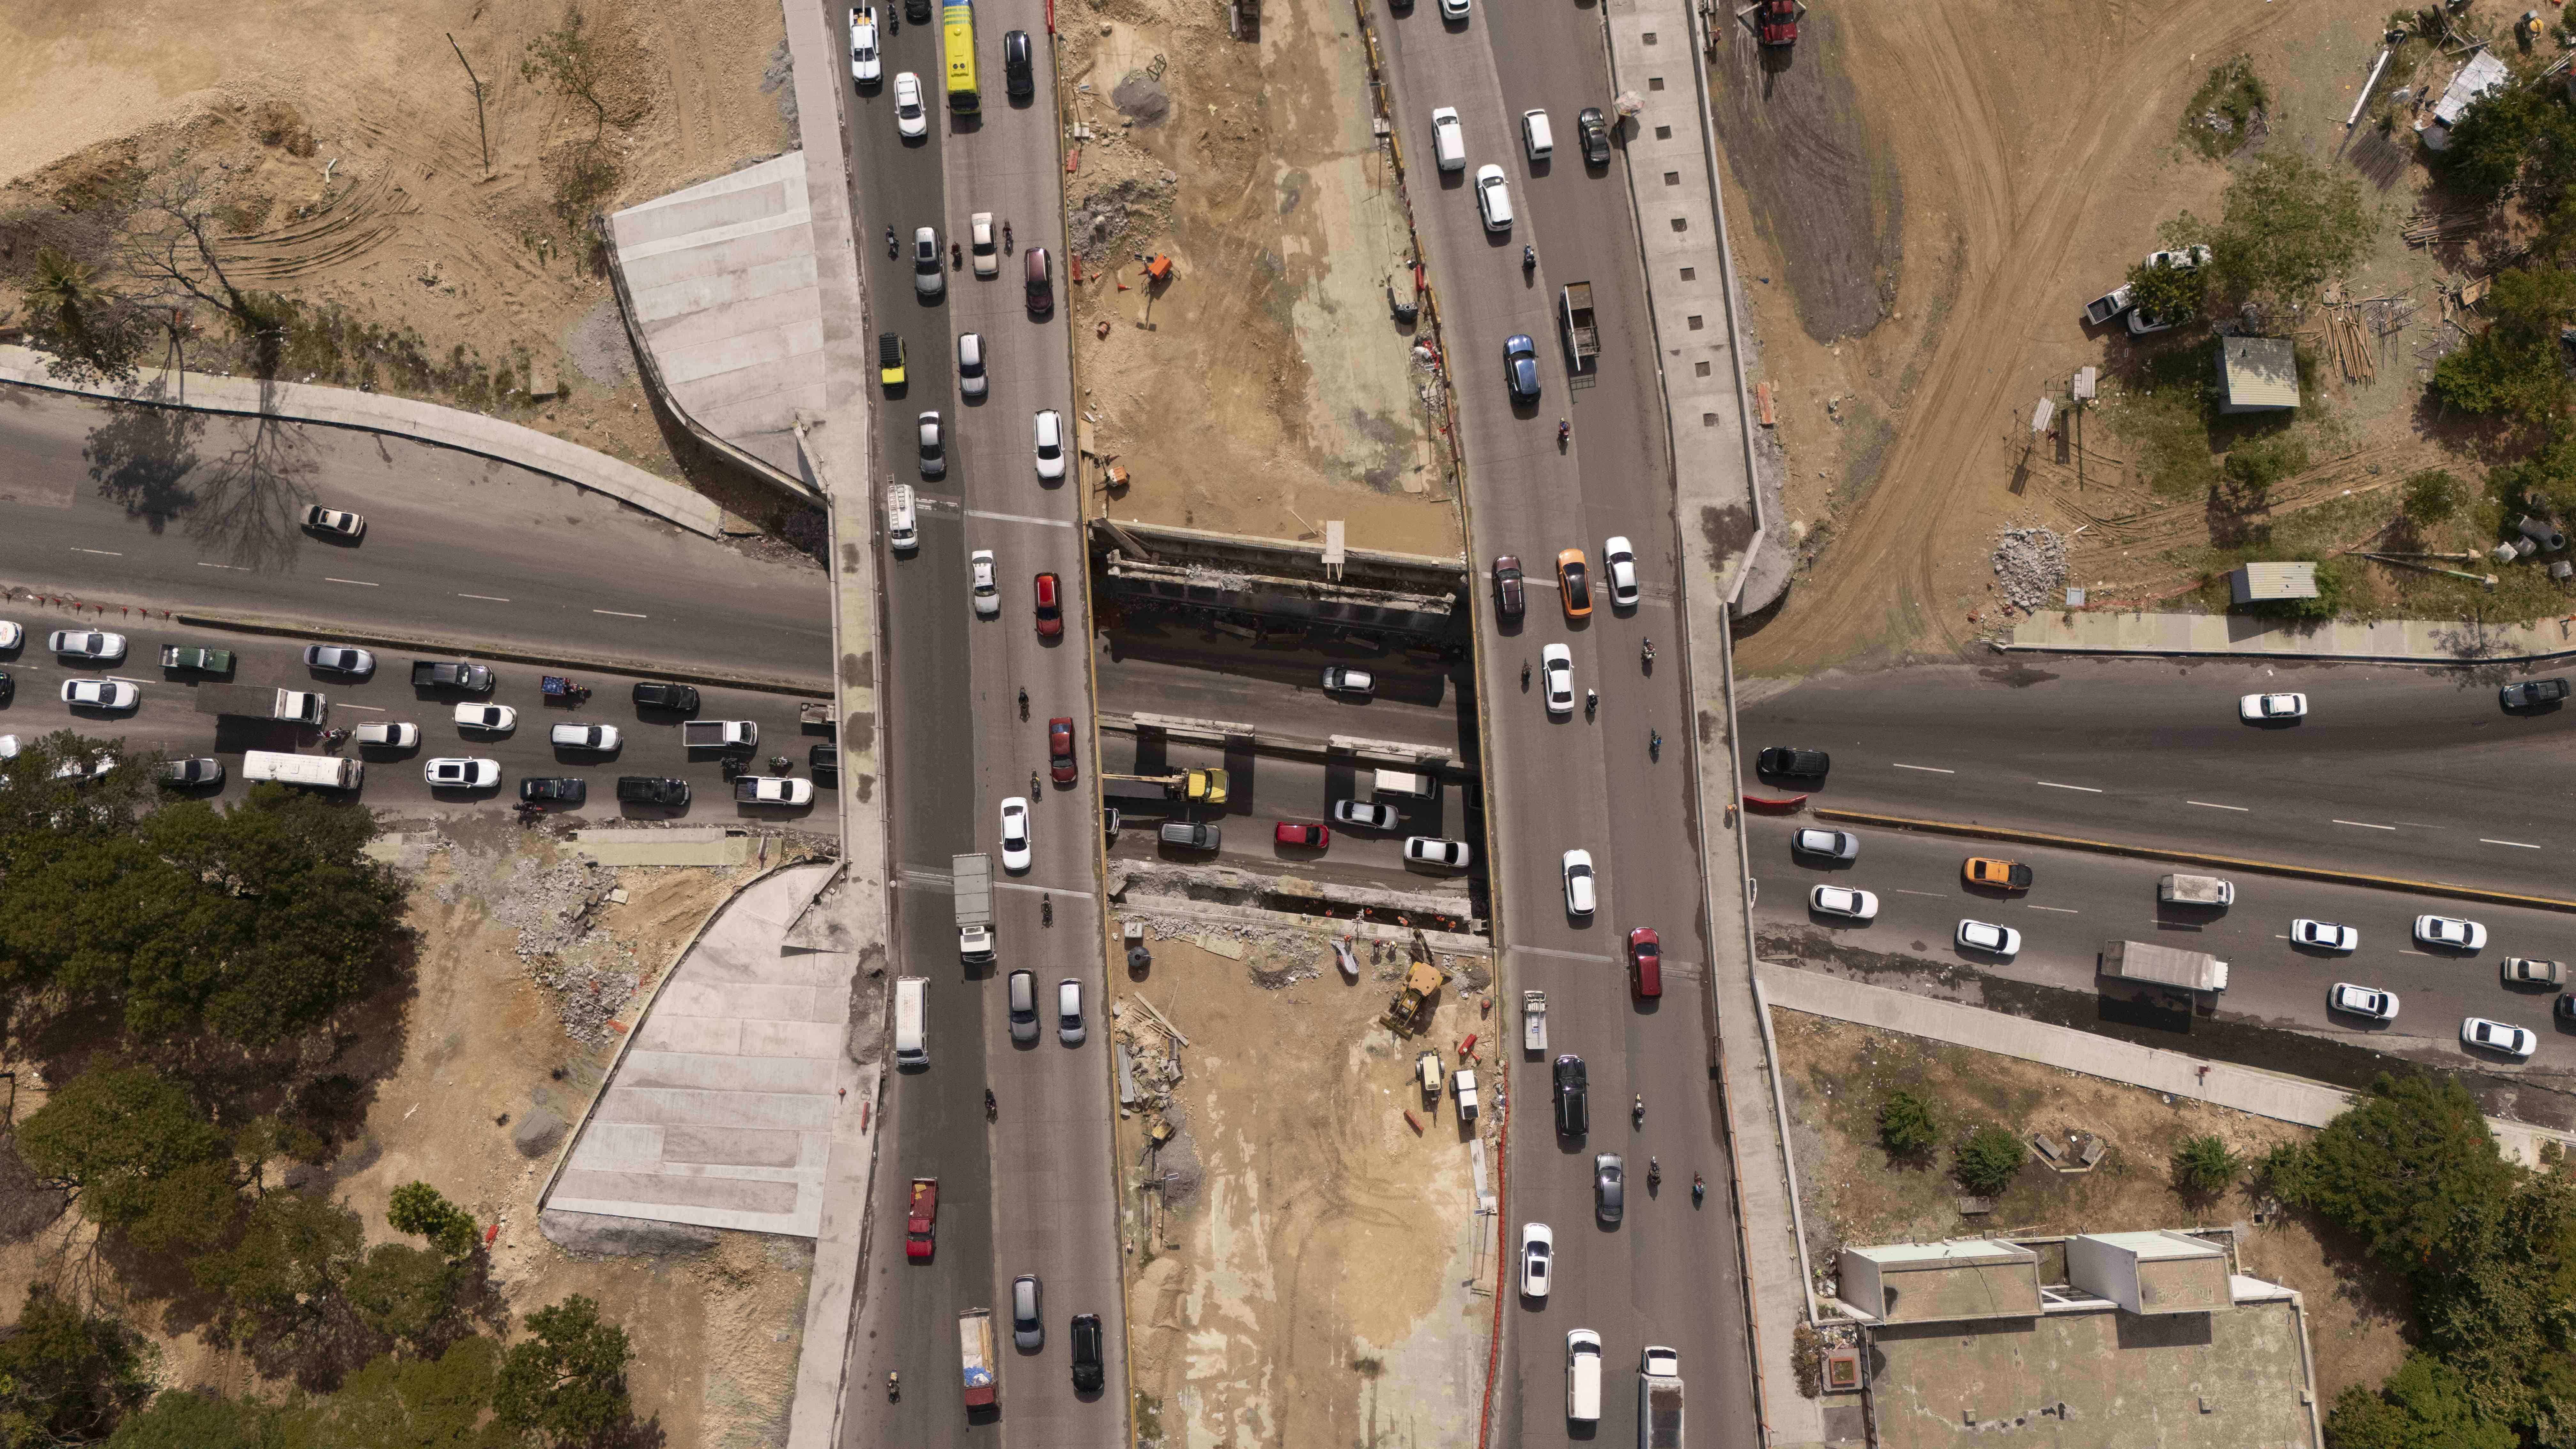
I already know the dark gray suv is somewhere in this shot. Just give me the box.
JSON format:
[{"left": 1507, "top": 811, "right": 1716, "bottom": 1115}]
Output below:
[{"left": 1553, "top": 1054, "right": 1588, "bottom": 1136}]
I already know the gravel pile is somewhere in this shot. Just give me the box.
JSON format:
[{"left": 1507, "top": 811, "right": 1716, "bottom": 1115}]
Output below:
[
  {"left": 433, "top": 847, "right": 644, "bottom": 1044},
  {"left": 1991, "top": 524, "right": 2067, "bottom": 611}
]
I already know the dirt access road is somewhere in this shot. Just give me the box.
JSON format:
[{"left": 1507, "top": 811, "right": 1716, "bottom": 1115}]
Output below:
[{"left": 1720, "top": 0, "right": 2302, "bottom": 673}]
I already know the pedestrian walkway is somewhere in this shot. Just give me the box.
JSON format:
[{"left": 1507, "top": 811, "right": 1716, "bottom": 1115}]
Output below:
[
  {"left": 1755, "top": 962, "right": 2574, "bottom": 1169},
  {"left": 2011, "top": 609, "right": 2576, "bottom": 664},
  {"left": 0, "top": 344, "right": 724, "bottom": 537}
]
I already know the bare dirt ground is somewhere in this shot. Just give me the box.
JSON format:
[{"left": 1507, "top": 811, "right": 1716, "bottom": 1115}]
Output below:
[
  {"left": 1055, "top": 0, "right": 1463, "bottom": 557},
  {"left": 0, "top": 0, "right": 804, "bottom": 526},
  {"left": 1112, "top": 916, "right": 1494, "bottom": 1447},
  {"left": 1717, "top": 0, "right": 2543, "bottom": 673},
  {"left": 0, "top": 818, "right": 820, "bottom": 1445},
  {"left": 1773, "top": 1010, "right": 2414, "bottom": 1403}
]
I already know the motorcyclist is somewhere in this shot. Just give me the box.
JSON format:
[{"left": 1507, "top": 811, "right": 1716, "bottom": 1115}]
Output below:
[
  {"left": 1557, "top": 417, "right": 1570, "bottom": 444},
  {"left": 985, "top": 1088, "right": 997, "bottom": 1121},
  {"left": 1642, "top": 637, "right": 1654, "bottom": 664},
  {"left": 1585, "top": 688, "right": 1597, "bottom": 717},
  {"left": 1648, "top": 1156, "right": 1661, "bottom": 1188},
  {"left": 952, "top": 241, "right": 964, "bottom": 270},
  {"left": 885, "top": 224, "right": 897, "bottom": 257},
  {"left": 1522, "top": 243, "right": 1535, "bottom": 270},
  {"left": 1003, "top": 219, "right": 1014, "bottom": 250},
  {"left": 1632, "top": 1093, "right": 1644, "bottom": 1126},
  {"left": 1691, "top": 1172, "right": 1705, "bottom": 1206}
]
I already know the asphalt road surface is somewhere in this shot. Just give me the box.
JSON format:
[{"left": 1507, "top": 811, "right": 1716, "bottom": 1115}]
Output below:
[
  {"left": 0, "top": 389, "right": 833, "bottom": 679},
  {"left": 837, "top": 8, "right": 1130, "bottom": 1444},
  {"left": 1094, "top": 622, "right": 1471, "bottom": 751},
  {"left": 1373, "top": 0, "right": 1760, "bottom": 1441},
  {"left": 1740, "top": 659, "right": 2576, "bottom": 899},
  {"left": 1747, "top": 816, "right": 2576, "bottom": 1075},
  {"left": 0, "top": 620, "right": 831, "bottom": 819}
]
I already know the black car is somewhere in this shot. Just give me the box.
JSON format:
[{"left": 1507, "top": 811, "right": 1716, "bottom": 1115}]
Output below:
[
  {"left": 1503, "top": 333, "right": 1541, "bottom": 404},
  {"left": 0, "top": 668, "right": 12, "bottom": 705},
  {"left": 632, "top": 682, "right": 701, "bottom": 714},
  {"left": 2500, "top": 677, "right": 2570, "bottom": 709},
  {"left": 1492, "top": 555, "right": 1526, "bottom": 620},
  {"left": 519, "top": 777, "right": 587, "bottom": 805},
  {"left": 1070, "top": 1312, "right": 1105, "bottom": 1392},
  {"left": 1004, "top": 29, "right": 1035, "bottom": 100},
  {"left": 904, "top": 0, "right": 930, "bottom": 21},
  {"left": 616, "top": 776, "right": 690, "bottom": 806},
  {"left": 1577, "top": 107, "right": 1610, "bottom": 166},
  {"left": 809, "top": 743, "right": 840, "bottom": 778},
  {"left": 1756, "top": 746, "right": 1830, "bottom": 779},
  {"left": 2559, "top": 992, "right": 2576, "bottom": 1024},
  {"left": 1553, "top": 1054, "right": 1588, "bottom": 1136}
]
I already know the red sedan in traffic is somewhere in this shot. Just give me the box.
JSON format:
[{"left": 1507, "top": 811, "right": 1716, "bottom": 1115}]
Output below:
[
  {"left": 1034, "top": 571, "right": 1063, "bottom": 638},
  {"left": 1274, "top": 822, "right": 1330, "bottom": 850},
  {"left": 1628, "top": 927, "right": 1663, "bottom": 998}
]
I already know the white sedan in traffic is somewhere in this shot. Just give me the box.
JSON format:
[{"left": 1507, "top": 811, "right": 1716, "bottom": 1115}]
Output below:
[
  {"left": 1404, "top": 835, "right": 1473, "bottom": 869},
  {"left": 738, "top": 776, "right": 815, "bottom": 806},
  {"left": 1602, "top": 536, "right": 1641, "bottom": 609},
  {"left": 2461, "top": 1016, "right": 2536, "bottom": 1059},
  {"left": 60, "top": 678, "right": 138, "bottom": 711},
  {"left": 2329, "top": 983, "right": 2398, "bottom": 1022},
  {"left": 1791, "top": 828, "right": 1859, "bottom": 861},
  {"left": 2414, "top": 915, "right": 2487, "bottom": 951},
  {"left": 1956, "top": 919, "right": 2020, "bottom": 957},
  {"left": 1519, "top": 1222, "right": 1553, "bottom": 1300},
  {"left": 999, "top": 796, "right": 1032, "bottom": 873},
  {"left": 1810, "top": 885, "right": 1877, "bottom": 922},
  {"left": 970, "top": 549, "right": 1000, "bottom": 616},
  {"left": 454, "top": 702, "right": 518, "bottom": 733},
  {"left": 48, "top": 630, "right": 126, "bottom": 662},
  {"left": 1540, "top": 643, "right": 1575, "bottom": 715},
  {"left": 1561, "top": 849, "right": 1596, "bottom": 916},
  {"left": 2290, "top": 918, "right": 2358, "bottom": 952},
  {"left": 424, "top": 757, "right": 501, "bottom": 789},
  {"left": 892, "top": 72, "right": 927, "bottom": 137},
  {"left": 2239, "top": 692, "right": 2306, "bottom": 723},
  {"left": 1034, "top": 410, "right": 1066, "bottom": 481}
]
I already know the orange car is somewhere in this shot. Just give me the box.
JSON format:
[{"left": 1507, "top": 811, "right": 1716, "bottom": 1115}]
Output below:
[
  {"left": 1964, "top": 857, "right": 2033, "bottom": 891},
  {"left": 1556, "top": 549, "right": 1593, "bottom": 618}
]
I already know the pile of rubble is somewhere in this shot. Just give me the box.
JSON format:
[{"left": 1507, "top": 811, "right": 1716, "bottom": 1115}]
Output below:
[
  {"left": 1990, "top": 524, "right": 2068, "bottom": 611},
  {"left": 433, "top": 847, "right": 647, "bottom": 1044}
]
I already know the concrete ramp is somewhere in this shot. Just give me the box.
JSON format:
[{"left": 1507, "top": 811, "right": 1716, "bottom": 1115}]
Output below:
[
  {"left": 548, "top": 862, "right": 858, "bottom": 1237},
  {"left": 608, "top": 154, "right": 833, "bottom": 478}
]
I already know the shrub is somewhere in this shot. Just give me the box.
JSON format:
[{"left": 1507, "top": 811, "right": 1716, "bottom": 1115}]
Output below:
[
  {"left": 2173, "top": 1134, "right": 2242, "bottom": 1197},
  {"left": 1953, "top": 1125, "right": 2025, "bottom": 1196},
  {"left": 2404, "top": 469, "right": 2467, "bottom": 525},
  {"left": 1876, "top": 1090, "right": 1939, "bottom": 1157}
]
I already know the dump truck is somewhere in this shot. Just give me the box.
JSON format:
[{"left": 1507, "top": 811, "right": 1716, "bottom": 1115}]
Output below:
[
  {"left": 193, "top": 684, "right": 326, "bottom": 724},
  {"left": 954, "top": 853, "right": 995, "bottom": 962},
  {"left": 409, "top": 660, "right": 494, "bottom": 692},
  {"left": 1100, "top": 769, "right": 1228, "bottom": 805},
  {"left": 158, "top": 644, "right": 234, "bottom": 674},
  {"left": 958, "top": 1307, "right": 997, "bottom": 1409},
  {"left": 2157, "top": 873, "right": 2235, "bottom": 907},
  {"left": 2099, "top": 939, "right": 2229, "bottom": 993},
  {"left": 1639, "top": 1345, "right": 1684, "bottom": 1449},
  {"left": 1560, "top": 281, "right": 1599, "bottom": 370},
  {"left": 680, "top": 719, "right": 759, "bottom": 750},
  {"left": 1523, "top": 990, "right": 1549, "bottom": 1051},
  {"left": 906, "top": 1178, "right": 939, "bottom": 1260}
]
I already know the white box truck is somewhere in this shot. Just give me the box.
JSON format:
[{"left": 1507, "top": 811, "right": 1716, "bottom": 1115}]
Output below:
[
  {"left": 2157, "top": 873, "right": 2234, "bottom": 907},
  {"left": 2099, "top": 939, "right": 2229, "bottom": 994},
  {"left": 1639, "top": 1346, "right": 1683, "bottom": 1449},
  {"left": 954, "top": 853, "right": 995, "bottom": 962},
  {"left": 241, "top": 751, "right": 363, "bottom": 791},
  {"left": 1371, "top": 766, "right": 1437, "bottom": 800}
]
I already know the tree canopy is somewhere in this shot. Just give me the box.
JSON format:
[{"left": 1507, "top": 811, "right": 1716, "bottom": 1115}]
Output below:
[
  {"left": 15, "top": 1066, "right": 238, "bottom": 1253},
  {"left": 494, "top": 1297, "right": 631, "bottom": 1448},
  {"left": 0, "top": 1286, "right": 156, "bottom": 1447}
]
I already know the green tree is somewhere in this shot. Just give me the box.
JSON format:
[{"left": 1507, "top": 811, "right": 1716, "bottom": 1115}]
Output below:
[
  {"left": 2173, "top": 1134, "right": 2241, "bottom": 1198},
  {"left": 194, "top": 1191, "right": 365, "bottom": 1382},
  {"left": 1953, "top": 1125, "right": 2024, "bottom": 1196},
  {"left": 2124, "top": 252, "right": 2207, "bottom": 332},
  {"left": 15, "top": 1066, "right": 241, "bottom": 1253},
  {"left": 1876, "top": 1090, "right": 1938, "bottom": 1158},
  {"left": 22, "top": 248, "right": 147, "bottom": 387},
  {"left": 2280, "top": 1074, "right": 2517, "bottom": 1274},
  {"left": 387, "top": 1184, "right": 480, "bottom": 1260},
  {"left": 2219, "top": 434, "right": 2311, "bottom": 507},
  {"left": 103, "top": 1390, "right": 286, "bottom": 1449},
  {"left": 2442, "top": 84, "right": 2555, "bottom": 200},
  {"left": 493, "top": 1297, "right": 630, "bottom": 1448},
  {"left": 0, "top": 1286, "right": 156, "bottom": 1446},
  {"left": 280, "top": 1340, "right": 502, "bottom": 1449},
  {"left": 2404, "top": 468, "right": 2467, "bottom": 525},
  {"left": 2326, "top": 1355, "right": 2518, "bottom": 1449},
  {"left": 2194, "top": 153, "right": 2375, "bottom": 316},
  {"left": 2433, "top": 267, "right": 2576, "bottom": 421},
  {"left": 346, "top": 1245, "right": 475, "bottom": 1361}
]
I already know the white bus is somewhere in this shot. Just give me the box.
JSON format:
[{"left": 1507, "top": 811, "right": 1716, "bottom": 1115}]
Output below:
[{"left": 241, "top": 750, "right": 363, "bottom": 791}]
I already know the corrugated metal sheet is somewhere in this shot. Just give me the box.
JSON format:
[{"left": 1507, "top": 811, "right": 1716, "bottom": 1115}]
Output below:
[
  {"left": 2231, "top": 562, "right": 2319, "bottom": 602},
  {"left": 2217, "top": 336, "right": 2300, "bottom": 412}
]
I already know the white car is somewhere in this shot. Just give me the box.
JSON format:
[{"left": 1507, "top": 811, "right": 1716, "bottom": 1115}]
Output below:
[
  {"left": 913, "top": 227, "right": 945, "bottom": 301},
  {"left": 1405, "top": 835, "right": 1473, "bottom": 869},
  {"left": 2291, "top": 918, "right": 2358, "bottom": 952},
  {"left": 1429, "top": 106, "right": 1466, "bottom": 172},
  {"left": 0, "top": 622, "right": 20, "bottom": 649},
  {"left": 970, "top": 549, "right": 1000, "bottom": 616},
  {"left": 304, "top": 644, "right": 375, "bottom": 676},
  {"left": 849, "top": 6, "right": 881, "bottom": 83},
  {"left": 1057, "top": 978, "right": 1086, "bottom": 1045},
  {"left": 303, "top": 505, "right": 367, "bottom": 540},
  {"left": 1957, "top": 919, "right": 2021, "bottom": 957},
  {"left": 1602, "top": 536, "right": 1640, "bottom": 608},
  {"left": 48, "top": 630, "right": 126, "bottom": 662},
  {"left": 1034, "top": 410, "right": 1066, "bottom": 481},
  {"left": 354, "top": 722, "right": 420, "bottom": 749},
  {"left": 1561, "top": 849, "right": 1596, "bottom": 916},
  {"left": 738, "top": 776, "right": 815, "bottom": 806},
  {"left": 1540, "top": 643, "right": 1575, "bottom": 714},
  {"left": 2238, "top": 692, "right": 2306, "bottom": 723},
  {"left": 53, "top": 753, "right": 115, "bottom": 782},
  {"left": 1335, "top": 800, "right": 1400, "bottom": 830},
  {"left": 1809, "top": 885, "right": 1878, "bottom": 922},
  {"left": 918, "top": 410, "right": 945, "bottom": 478},
  {"left": 454, "top": 702, "right": 518, "bottom": 733},
  {"left": 424, "top": 757, "right": 501, "bottom": 789},
  {"left": 1474, "top": 164, "right": 1513, "bottom": 232},
  {"left": 60, "top": 678, "right": 138, "bottom": 711},
  {"left": 2415, "top": 915, "right": 2487, "bottom": 951},
  {"left": 1791, "top": 828, "right": 1859, "bottom": 861},
  {"left": 1322, "top": 666, "right": 1374, "bottom": 696},
  {"left": 999, "top": 796, "right": 1033, "bottom": 872},
  {"left": 2461, "top": 1017, "right": 2536, "bottom": 1059},
  {"left": 969, "top": 211, "right": 997, "bottom": 276},
  {"left": 958, "top": 332, "right": 988, "bottom": 400},
  {"left": 1519, "top": 1222, "right": 1553, "bottom": 1300},
  {"left": 1440, "top": 0, "right": 1469, "bottom": 19},
  {"left": 892, "top": 72, "right": 927, "bottom": 137},
  {"left": 550, "top": 724, "right": 621, "bottom": 751},
  {"left": 2329, "top": 983, "right": 2399, "bottom": 1021}
]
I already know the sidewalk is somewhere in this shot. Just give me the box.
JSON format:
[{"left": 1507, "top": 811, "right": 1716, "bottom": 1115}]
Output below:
[
  {"left": 1756, "top": 963, "right": 2575, "bottom": 1170},
  {"left": 0, "top": 344, "right": 724, "bottom": 538},
  {"left": 2010, "top": 609, "right": 2576, "bottom": 664}
]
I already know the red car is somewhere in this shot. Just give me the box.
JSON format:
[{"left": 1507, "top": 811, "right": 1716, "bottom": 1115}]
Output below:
[
  {"left": 1049, "top": 716, "right": 1078, "bottom": 784},
  {"left": 1628, "top": 927, "right": 1663, "bottom": 999},
  {"left": 1033, "top": 571, "right": 1063, "bottom": 637},
  {"left": 1274, "top": 822, "right": 1330, "bottom": 849},
  {"left": 1756, "top": 0, "right": 1798, "bottom": 45}
]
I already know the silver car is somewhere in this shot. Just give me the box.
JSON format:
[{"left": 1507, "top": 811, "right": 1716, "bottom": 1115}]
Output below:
[
  {"left": 1791, "top": 828, "right": 1858, "bottom": 861},
  {"left": 1333, "top": 800, "right": 1399, "bottom": 830},
  {"left": 1594, "top": 1153, "right": 1623, "bottom": 1223},
  {"left": 1011, "top": 1273, "right": 1044, "bottom": 1350},
  {"left": 48, "top": 630, "right": 126, "bottom": 662},
  {"left": 958, "top": 332, "right": 988, "bottom": 400},
  {"left": 914, "top": 226, "right": 945, "bottom": 299},
  {"left": 304, "top": 644, "right": 376, "bottom": 676},
  {"left": 918, "top": 411, "right": 946, "bottom": 478},
  {"left": 1008, "top": 970, "right": 1039, "bottom": 1044},
  {"left": 1058, "top": 978, "right": 1086, "bottom": 1045}
]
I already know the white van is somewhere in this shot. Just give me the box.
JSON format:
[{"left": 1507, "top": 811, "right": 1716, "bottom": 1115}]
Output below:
[
  {"left": 241, "top": 750, "right": 363, "bottom": 791},
  {"left": 893, "top": 976, "right": 929, "bottom": 1067},
  {"left": 1565, "top": 1329, "right": 1602, "bottom": 1422},
  {"left": 1371, "top": 766, "right": 1438, "bottom": 800},
  {"left": 886, "top": 484, "right": 919, "bottom": 552},
  {"left": 1430, "top": 106, "right": 1466, "bottom": 172},
  {"left": 1522, "top": 109, "right": 1554, "bottom": 161}
]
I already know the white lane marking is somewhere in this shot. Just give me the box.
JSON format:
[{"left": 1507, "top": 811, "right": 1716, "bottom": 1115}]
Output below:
[
  {"left": 196, "top": 562, "right": 251, "bottom": 571},
  {"left": 1510, "top": 944, "right": 1620, "bottom": 965},
  {"left": 2399, "top": 949, "right": 2431, "bottom": 957},
  {"left": 1890, "top": 762, "right": 1954, "bottom": 774},
  {"left": 2187, "top": 800, "right": 2248, "bottom": 812},
  {"left": 2028, "top": 905, "right": 2080, "bottom": 915},
  {"left": 1892, "top": 888, "right": 1946, "bottom": 899},
  {"left": 2481, "top": 838, "right": 2542, "bottom": 849},
  {"left": 334, "top": 702, "right": 386, "bottom": 712},
  {"left": 2396, "top": 822, "right": 2449, "bottom": 830},
  {"left": 2332, "top": 819, "right": 2396, "bottom": 831},
  {"left": 457, "top": 593, "right": 511, "bottom": 602},
  {"left": 966, "top": 508, "right": 1077, "bottom": 529},
  {"left": 593, "top": 609, "right": 648, "bottom": 618},
  {"left": 104, "top": 675, "right": 149, "bottom": 685},
  {"left": 325, "top": 577, "right": 378, "bottom": 586},
  {"left": 2035, "top": 780, "right": 2101, "bottom": 793},
  {"left": 993, "top": 879, "right": 1085, "bottom": 897},
  {"left": 70, "top": 547, "right": 122, "bottom": 556}
]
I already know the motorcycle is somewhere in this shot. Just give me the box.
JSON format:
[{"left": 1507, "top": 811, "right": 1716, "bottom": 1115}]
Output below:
[
  {"left": 1003, "top": 220, "right": 1014, "bottom": 253},
  {"left": 1017, "top": 686, "right": 1029, "bottom": 720},
  {"left": 1557, "top": 418, "right": 1570, "bottom": 446},
  {"left": 1522, "top": 244, "right": 1536, "bottom": 272},
  {"left": 1648, "top": 1157, "right": 1661, "bottom": 1190},
  {"left": 1649, "top": 730, "right": 1661, "bottom": 760},
  {"left": 1585, "top": 689, "right": 1598, "bottom": 720},
  {"left": 1632, "top": 1094, "right": 1644, "bottom": 1128},
  {"left": 1520, "top": 660, "right": 1531, "bottom": 690},
  {"left": 885, "top": 225, "right": 898, "bottom": 258},
  {"left": 1691, "top": 1173, "right": 1706, "bottom": 1208},
  {"left": 984, "top": 1088, "right": 997, "bottom": 1122},
  {"left": 1641, "top": 638, "right": 1654, "bottom": 667},
  {"left": 1042, "top": 893, "right": 1054, "bottom": 926},
  {"left": 887, "top": 1371, "right": 900, "bottom": 1401}
]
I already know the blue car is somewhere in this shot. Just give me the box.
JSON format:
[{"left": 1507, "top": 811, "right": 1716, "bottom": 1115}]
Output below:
[{"left": 1504, "top": 333, "right": 1541, "bottom": 404}]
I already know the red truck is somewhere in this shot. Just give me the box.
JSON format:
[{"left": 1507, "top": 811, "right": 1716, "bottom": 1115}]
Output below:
[{"left": 907, "top": 1177, "right": 939, "bottom": 1261}]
